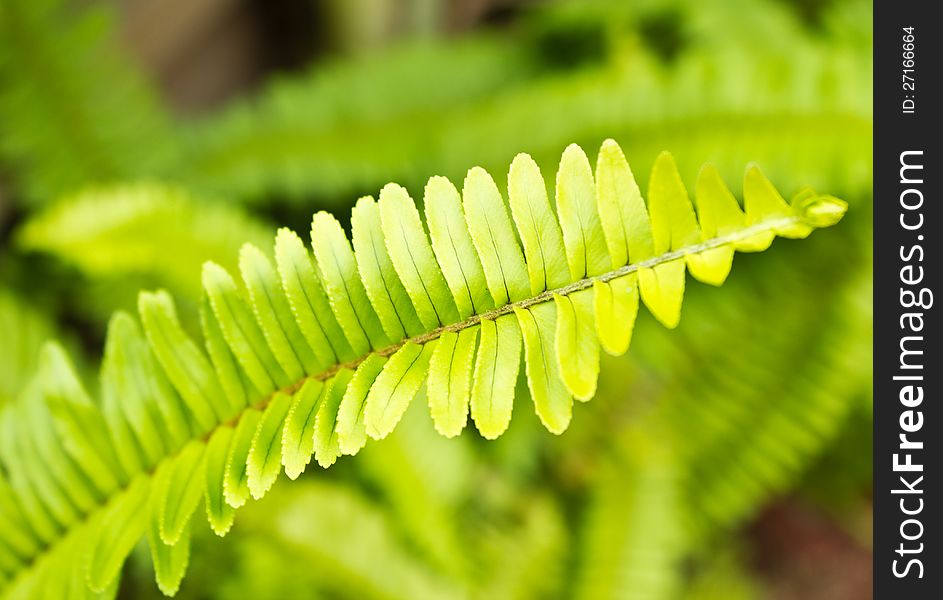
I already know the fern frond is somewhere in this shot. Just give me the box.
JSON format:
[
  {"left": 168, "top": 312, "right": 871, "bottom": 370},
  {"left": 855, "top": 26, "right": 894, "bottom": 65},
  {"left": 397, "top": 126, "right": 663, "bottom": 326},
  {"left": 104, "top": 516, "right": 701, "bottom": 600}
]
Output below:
[
  {"left": 573, "top": 438, "right": 684, "bottom": 600},
  {"left": 16, "top": 184, "right": 273, "bottom": 303},
  {"left": 632, "top": 235, "right": 872, "bottom": 542},
  {"left": 0, "top": 0, "right": 175, "bottom": 206},
  {"left": 177, "top": 7, "right": 870, "bottom": 204},
  {"left": 672, "top": 266, "right": 871, "bottom": 541},
  {"left": 0, "top": 140, "right": 845, "bottom": 597},
  {"left": 176, "top": 34, "right": 539, "bottom": 202}
]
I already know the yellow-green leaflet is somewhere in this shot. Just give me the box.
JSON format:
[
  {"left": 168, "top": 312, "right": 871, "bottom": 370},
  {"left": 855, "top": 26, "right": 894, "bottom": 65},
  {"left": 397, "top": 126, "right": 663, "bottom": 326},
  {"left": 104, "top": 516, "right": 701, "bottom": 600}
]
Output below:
[
  {"left": 11, "top": 397, "right": 80, "bottom": 527},
  {"left": 149, "top": 452, "right": 194, "bottom": 596},
  {"left": 556, "top": 144, "right": 610, "bottom": 279},
  {"left": 423, "top": 176, "right": 493, "bottom": 318},
  {"left": 351, "top": 196, "right": 424, "bottom": 340},
  {"left": 274, "top": 228, "right": 355, "bottom": 364},
  {"left": 462, "top": 167, "right": 530, "bottom": 305},
  {"left": 745, "top": 164, "right": 792, "bottom": 225},
  {"left": 596, "top": 139, "right": 653, "bottom": 267},
  {"left": 203, "top": 261, "right": 289, "bottom": 393},
  {"left": 138, "top": 290, "right": 224, "bottom": 433},
  {"left": 313, "top": 369, "right": 353, "bottom": 468},
  {"left": 246, "top": 392, "right": 292, "bottom": 499},
  {"left": 508, "top": 153, "right": 569, "bottom": 293},
  {"left": 639, "top": 260, "right": 686, "bottom": 329},
  {"left": 156, "top": 441, "right": 205, "bottom": 545},
  {"left": 593, "top": 276, "right": 639, "bottom": 356},
  {"left": 68, "top": 535, "right": 119, "bottom": 600},
  {"left": 648, "top": 152, "right": 700, "bottom": 255},
  {"left": 85, "top": 475, "right": 150, "bottom": 592},
  {"left": 736, "top": 164, "right": 796, "bottom": 250},
  {"left": 336, "top": 354, "right": 386, "bottom": 455},
  {"left": 102, "top": 311, "right": 188, "bottom": 459},
  {"left": 75, "top": 537, "right": 113, "bottom": 599},
  {"left": 515, "top": 304, "right": 572, "bottom": 434},
  {"left": 200, "top": 294, "right": 258, "bottom": 419},
  {"left": 147, "top": 512, "right": 190, "bottom": 597},
  {"left": 791, "top": 189, "right": 847, "bottom": 231},
  {"left": 695, "top": 164, "right": 745, "bottom": 238},
  {"left": 16, "top": 388, "right": 90, "bottom": 523},
  {"left": 222, "top": 408, "right": 262, "bottom": 508},
  {"left": 0, "top": 411, "right": 58, "bottom": 543},
  {"left": 39, "top": 344, "right": 124, "bottom": 494},
  {"left": 553, "top": 290, "right": 599, "bottom": 401},
  {"left": 19, "top": 384, "right": 80, "bottom": 506},
  {"left": 281, "top": 378, "right": 325, "bottom": 479},
  {"left": 379, "top": 183, "right": 460, "bottom": 329},
  {"left": 365, "top": 342, "right": 436, "bottom": 439},
  {"left": 203, "top": 426, "right": 236, "bottom": 536},
  {"left": 310, "top": 212, "right": 389, "bottom": 353},
  {"left": 0, "top": 470, "right": 39, "bottom": 558},
  {"left": 239, "top": 244, "right": 319, "bottom": 380},
  {"left": 101, "top": 314, "right": 155, "bottom": 474},
  {"left": 685, "top": 165, "right": 744, "bottom": 285},
  {"left": 427, "top": 328, "right": 479, "bottom": 438},
  {"left": 471, "top": 315, "right": 522, "bottom": 439}
]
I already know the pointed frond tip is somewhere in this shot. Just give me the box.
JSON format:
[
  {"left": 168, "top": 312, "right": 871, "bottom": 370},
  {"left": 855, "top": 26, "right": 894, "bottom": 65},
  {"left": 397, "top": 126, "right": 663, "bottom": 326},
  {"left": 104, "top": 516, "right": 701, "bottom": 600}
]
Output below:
[{"left": 0, "top": 140, "right": 844, "bottom": 597}]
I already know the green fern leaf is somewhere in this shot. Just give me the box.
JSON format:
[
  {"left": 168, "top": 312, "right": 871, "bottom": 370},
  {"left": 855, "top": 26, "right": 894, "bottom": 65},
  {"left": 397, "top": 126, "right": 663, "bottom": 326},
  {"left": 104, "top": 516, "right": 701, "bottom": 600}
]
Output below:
[
  {"left": 574, "top": 439, "right": 684, "bottom": 600},
  {"left": 312, "top": 369, "right": 351, "bottom": 469},
  {"left": 470, "top": 314, "right": 522, "bottom": 440},
  {"left": 222, "top": 408, "right": 261, "bottom": 510},
  {"left": 155, "top": 441, "right": 205, "bottom": 545},
  {"left": 239, "top": 245, "right": 320, "bottom": 381},
  {"left": 0, "top": 0, "right": 175, "bottom": 205},
  {"left": 17, "top": 184, "right": 270, "bottom": 305},
  {"left": 202, "top": 427, "right": 236, "bottom": 536},
  {"left": 177, "top": 5, "right": 870, "bottom": 206},
  {"left": 336, "top": 355, "right": 386, "bottom": 454},
  {"left": 427, "top": 328, "right": 478, "bottom": 438},
  {"left": 280, "top": 378, "right": 324, "bottom": 479},
  {"left": 147, "top": 515, "right": 189, "bottom": 597},
  {"left": 138, "top": 290, "right": 225, "bottom": 432},
  {"left": 365, "top": 342, "right": 436, "bottom": 440},
  {"left": 424, "top": 176, "right": 495, "bottom": 317},
  {"left": 658, "top": 257, "right": 872, "bottom": 541},
  {"left": 85, "top": 474, "right": 149, "bottom": 593},
  {"left": 380, "top": 184, "right": 461, "bottom": 329},
  {"left": 554, "top": 290, "right": 599, "bottom": 401},
  {"left": 246, "top": 393, "right": 291, "bottom": 499},
  {"left": 592, "top": 276, "right": 639, "bottom": 356},
  {"left": 352, "top": 196, "right": 425, "bottom": 340},
  {"left": 0, "top": 140, "right": 846, "bottom": 597}
]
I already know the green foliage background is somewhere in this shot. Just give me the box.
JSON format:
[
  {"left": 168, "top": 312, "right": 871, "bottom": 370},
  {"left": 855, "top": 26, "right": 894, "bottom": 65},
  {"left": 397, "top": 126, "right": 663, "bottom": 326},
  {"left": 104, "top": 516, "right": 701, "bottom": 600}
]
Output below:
[{"left": 0, "top": 0, "right": 872, "bottom": 598}]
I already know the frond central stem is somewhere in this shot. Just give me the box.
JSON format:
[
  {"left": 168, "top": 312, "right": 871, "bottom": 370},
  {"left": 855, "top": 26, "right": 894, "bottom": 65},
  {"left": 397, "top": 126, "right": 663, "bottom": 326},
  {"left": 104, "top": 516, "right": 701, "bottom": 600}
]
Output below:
[{"left": 244, "top": 213, "right": 800, "bottom": 408}]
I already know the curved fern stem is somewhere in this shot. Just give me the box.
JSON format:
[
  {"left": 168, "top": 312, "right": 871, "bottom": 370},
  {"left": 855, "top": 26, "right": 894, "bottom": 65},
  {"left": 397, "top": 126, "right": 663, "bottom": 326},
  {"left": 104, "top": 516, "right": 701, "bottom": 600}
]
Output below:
[
  {"left": 295, "top": 211, "right": 819, "bottom": 384},
  {"left": 0, "top": 140, "right": 845, "bottom": 598}
]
